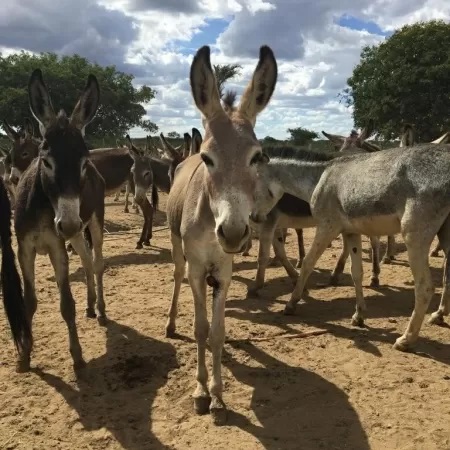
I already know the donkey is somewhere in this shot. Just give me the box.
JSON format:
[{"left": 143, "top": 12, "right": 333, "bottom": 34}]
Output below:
[
  {"left": 165, "top": 45, "right": 277, "bottom": 424},
  {"left": 12, "top": 69, "right": 106, "bottom": 372},
  {"left": 252, "top": 142, "right": 450, "bottom": 352},
  {"left": 0, "top": 176, "right": 32, "bottom": 359}
]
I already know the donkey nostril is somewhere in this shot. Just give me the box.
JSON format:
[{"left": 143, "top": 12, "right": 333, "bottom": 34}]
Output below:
[
  {"left": 217, "top": 225, "right": 225, "bottom": 239},
  {"left": 56, "top": 220, "right": 63, "bottom": 235},
  {"left": 243, "top": 225, "right": 250, "bottom": 238}
]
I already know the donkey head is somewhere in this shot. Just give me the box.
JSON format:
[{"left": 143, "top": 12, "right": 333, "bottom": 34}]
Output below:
[
  {"left": 191, "top": 45, "right": 276, "bottom": 253},
  {"left": 322, "top": 120, "right": 380, "bottom": 153},
  {"left": 2, "top": 118, "right": 40, "bottom": 184},
  {"left": 28, "top": 69, "right": 100, "bottom": 240},
  {"left": 125, "top": 134, "right": 154, "bottom": 202}
]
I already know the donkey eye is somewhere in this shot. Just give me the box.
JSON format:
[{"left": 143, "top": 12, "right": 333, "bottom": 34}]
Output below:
[
  {"left": 22, "top": 152, "right": 29, "bottom": 159},
  {"left": 201, "top": 153, "right": 214, "bottom": 167},
  {"left": 144, "top": 171, "right": 151, "bottom": 178}
]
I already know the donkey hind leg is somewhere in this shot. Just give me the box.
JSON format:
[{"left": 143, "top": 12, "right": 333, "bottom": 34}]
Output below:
[
  {"left": 394, "top": 230, "right": 435, "bottom": 352},
  {"left": 345, "top": 234, "right": 367, "bottom": 327},
  {"left": 89, "top": 214, "right": 106, "bottom": 323},
  {"left": 187, "top": 263, "right": 210, "bottom": 415},
  {"left": 383, "top": 234, "right": 396, "bottom": 263},
  {"left": 241, "top": 228, "right": 253, "bottom": 256},
  {"left": 69, "top": 233, "right": 97, "bottom": 319},
  {"left": 208, "top": 258, "right": 232, "bottom": 425},
  {"left": 269, "top": 228, "right": 285, "bottom": 266},
  {"left": 429, "top": 216, "right": 450, "bottom": 325},
  {"left": 247, "top": 221, "right": 276, "bottom": 295},
  {"left": 285, "top": 225, "right": 339, "bottom": 315},
  {"left": 329, "top": 233, "right": 349, "bottom": 286},
  {"left": 272, "top": 233, "right": 299, "bottom": 285},
  {"left": 295, "top": 228, "right": 305, "bottom": 268},
  {"left": 165, "top": 233, "right": 186, "bottom": 337},
  {"left": 124, "top": 182, "right": 130, "bottom": 213},
  {"left": 114, "top": 191, "right": 120, "bottom": 202},
  {"left": 430, "top": 241, "right": 442, "bottom": 257},
  {"left": 48, "top": 241, "right": 85, "bottom": 370},
  {"left": 369, "top": 236, "right": 381, "bottom": 287},
  {"left": 16, "top": 244, "right": 37, "bottom": 372}
]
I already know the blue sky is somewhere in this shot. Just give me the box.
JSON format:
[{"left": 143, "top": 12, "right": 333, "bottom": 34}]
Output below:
[{"left": 1, "top": 0, "right": 449, "bottom": 139}]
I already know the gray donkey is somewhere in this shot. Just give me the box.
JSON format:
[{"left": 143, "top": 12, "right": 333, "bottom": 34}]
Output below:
[
  {"left": 252, "top": 143, "right": 450, "bottom": 352},
  {"left": 13, "top": 69, "right": 105, "bottom": 373}
]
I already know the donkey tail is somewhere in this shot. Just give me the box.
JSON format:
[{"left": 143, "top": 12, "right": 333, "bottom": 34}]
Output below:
[
  {"left": 151, "top": 184, "right": 159, "bottom": 211},
  {"left": 0, "top": 179, "right": 32, "bottom": 354}
]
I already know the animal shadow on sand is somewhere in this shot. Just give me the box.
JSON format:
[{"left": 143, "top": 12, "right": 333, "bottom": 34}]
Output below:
[
  {"left": 222, "top": 342, "right": 370, "bottom": 450},
  {"left": 227, "top": 266, "right": 450, "bottom": 364},
  {"left": 33, "top": 319, "right": 178, "bottom": 450}
]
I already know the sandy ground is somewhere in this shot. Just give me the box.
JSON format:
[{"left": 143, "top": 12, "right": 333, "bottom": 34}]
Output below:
[{"left": 1, "top": 192, "right": 450, "bottom": 450}]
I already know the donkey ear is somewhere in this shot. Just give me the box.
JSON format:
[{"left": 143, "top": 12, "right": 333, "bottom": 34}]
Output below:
[
  {"left": 238, "top": 46, "right": 278, "bottom": 126},
  {"left": 24, "top": 117, "right": 34, "bottom": 139},
  {"left": 358, "top": 119, "right": 375, "bottom": 142},
  {"left": 190, "top": 46, "right": 224, "bottom": 121},
  {"left": 183, "top": 133, "right": 191, "bottom": 158},
  {"left": 190, "top": 127, "right": 203, "bottom": 156},
  {"left": 2, "top": 120, "right": 20, "bottom": 142},
  {"left": 70, "top": 74, "right": 100, "bottom": 135},
  {"left": 28, "top": 69, "right": 56, "bottom": 133},
  {"left": 125, "top": 134, "right": 140, "bottom": 159},
  {"left": 322, "top": 130, "right": 345, "bottom": 149}
]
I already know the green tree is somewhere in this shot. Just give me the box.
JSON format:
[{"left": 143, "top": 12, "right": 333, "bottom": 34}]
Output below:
[
  {"left": 213, "top": 64, "right": 242, "bottom": 98},
  {"left": 287, "top": 127, "right": 318, "bottom": 146},
  {"left": 167, "top": 131, "right": 181, "bottom": 138},
  {"left": 0, "top": 52, "right": 157, "bottom": 139},
  {"left": 341, "top": 20, "right": 450, "bottom": 141}
]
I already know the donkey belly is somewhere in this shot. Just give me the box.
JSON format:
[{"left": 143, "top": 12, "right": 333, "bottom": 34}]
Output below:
[
  {"left": 277, "top": 213, "right": 317, "bottom": 229},
  {"left": 344, "top": 214, "right": 400, "bottom": 236}
]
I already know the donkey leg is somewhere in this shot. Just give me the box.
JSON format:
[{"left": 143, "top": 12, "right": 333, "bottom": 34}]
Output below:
[
  {"left": 272, "top": 233, "right": 299, "bottom": 285},
  {"left": 124, "top": 182, "right": 130, "bottom": 213},
  {"left": 295, "top": 228, "right": 305, "bottom": 268},
  {"left": 247, "top": 222, "right": 276, "bottom": 295},
  {"left": 187, "top": 263, "right": 210, "bottom": 415},
  {"left": 89, "top": 215, "right": 106, "bottom": 323},
  {"left": 165, "top": 233, "right": 186, "bottom": 337},
  {"left": 208, "top": 257, "right": 232, "bottom": 425},
  {"left": 285, "top": 226, "right": 339, "bottom": 315},
  {"left": 394, "top": 231, "right": 434, "bottom": 352},
  {"left": 144, "top": 199, "right": 154, "bottom": 246},
  {"left": 16, "top": 244, "right": 37, "bottom": 372},
  {"left": 241, "top": 228, "right": 252, "bottom": 256},
  {"left": 269, "top": 228, "right": 284, "bottom": 266},
  {"left": 429, "top": 219, "right": 450, "bottom": 325},
  {"left": 113, "top": 191, "right": 120, "bottom": 202},
  {"left": 430, "top": 241, "right": 442, "bottom": 257},
  {"left": 369, "top": 236, "right": 381, "bottom": 287},
  {"left": 49, "top": 242, "right": 85, "bottom": 370},
  {"left": 384, "top": 234, "right": 396, "bottom": 262},
  {"left": 346, "top": 234, "right": 367, "bottom": 327},
  {"left": 329, "top": 233, "right": 349, "bottom": 286},
  {"left": 69, "top": 233, "right": 96, "bottom": 319}
]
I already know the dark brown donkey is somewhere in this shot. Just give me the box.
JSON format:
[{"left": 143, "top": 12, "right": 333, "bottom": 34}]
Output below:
[{"left": 13, "top": 69, "right": 105, "bottom": 373}]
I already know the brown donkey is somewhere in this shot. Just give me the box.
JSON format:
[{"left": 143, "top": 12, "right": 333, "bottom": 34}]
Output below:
[
  {"left": 165, "top": 45, "right": 277, "bottom": 424},
  {"left": 13, "top": 69, "right": 105, "bottom": 373}
]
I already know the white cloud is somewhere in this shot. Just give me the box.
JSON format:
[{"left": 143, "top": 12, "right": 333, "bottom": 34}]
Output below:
[{"left": 0, "top": 0, "right": 449, "bottom": 139}]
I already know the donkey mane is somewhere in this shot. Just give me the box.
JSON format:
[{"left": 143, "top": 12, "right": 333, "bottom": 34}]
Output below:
[
  {"left": 222, "top": 90, "right": 237, "bottom": 110},
  {"left": 263, "top": 145, "right": 338, "bottom": 162}
]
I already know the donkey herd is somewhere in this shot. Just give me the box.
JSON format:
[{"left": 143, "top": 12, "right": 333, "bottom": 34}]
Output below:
[{"left": 1, "top": 45, "right": 450, "bottom": 425}]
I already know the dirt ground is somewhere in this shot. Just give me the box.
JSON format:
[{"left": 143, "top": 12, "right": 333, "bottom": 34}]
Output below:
[{"left": 1, "top": 192, "right": 450, "bottom": 450}]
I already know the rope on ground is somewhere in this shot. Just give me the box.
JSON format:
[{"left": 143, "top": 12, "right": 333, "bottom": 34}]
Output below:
[{"left": 225, "top": 329, "right": 328, "bottom": 343}]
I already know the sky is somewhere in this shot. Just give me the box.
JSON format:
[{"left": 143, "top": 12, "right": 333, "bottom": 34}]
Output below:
[{"left": 1, "top": 0, "right": 449, "bottom": 140}]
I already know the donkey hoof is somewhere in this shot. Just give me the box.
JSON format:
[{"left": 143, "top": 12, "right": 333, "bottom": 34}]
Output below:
[
  {"left": 428, "top": 312, "right": 445, "bottom": 326},
  {"left": 370, "top": 278, "right": 380, "bottom": 288},
  {"left": 143, "top": 240, "right": 151, "bottom": 247},
  {"left": 86, "top": 307, "right": 97, "bottom": 319},
  {"left": 136, "top": 242, "right": 143, "bottom": 250},
  {"left": 97, "top": 315, "right": 108, "bottom": 327},
  {"left": 16, "top": 358, "right": 31, "bottom": 373},
  {"left": 247, "top": 284, "right": 261, "bottom": 297},
  {"left": 194, "top": 395, "right": 211, "bottom": 415},
  {"left": 124, "top": 208, "right": 129, "bottom": 213},
  {"left": 165, "top": 323, "right": 176, "bottom": 338},
  {"left": 284, "top": 302, "right": 296, "bottom": 315},
  {"left": 210, "top": 398, "right": 227, "bottom": 426},
  {"left": 351, "top": 315, "right": 365, "bottom": 327},
  {"left": 393, "top": 336, "right": 414, "bottom": 352},
  {"left": 382, "top": 257, "right": 392, "bottom": 264}
]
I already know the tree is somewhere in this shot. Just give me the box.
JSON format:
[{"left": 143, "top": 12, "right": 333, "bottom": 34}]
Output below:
[
  {"left": 341, "top": 20, "right": 450, "bottom": 141},
  {"left": 167, "top": 131, "right": 181, "bottom": 139},
  {"left": 213, "top": 64, "right": 242, "bottom": 98},
  {"left": 287, "top": 127, "right": 318, "bottom": 146},
  {"left": 0, "top": 52, "right": 158, "bottom": 139}
]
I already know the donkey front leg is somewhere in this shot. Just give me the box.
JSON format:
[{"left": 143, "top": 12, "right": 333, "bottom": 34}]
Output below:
[
  {"left": 49, "top": 242, "right": 85, "bottom": 371},
  {"left": 295, "top": 228, "right": 305, "bottom": 268},
  {"left": 69, "top": 233, "right": 97, "bottom": 319},
  {"left": 369, "top": 236, "right": 381, "bottom": 287},
  {"left": 383, "top": 234, "right": 396, "bottom": 263},
  {"left": 208, "top": 258, "right": 232, "bottom": 425},
  {"left": 89, "top": 215, "right": 106, "bottom": 323},
  {"left": 329, "top": 233, "right": 349, "bottom": 286},
  {"left": 285, "top": 226, "right": 339, "bottom": 315},
  {"left": 16, "top": 244, "right": 37, "bottom": 372},
  {"left": 271, "top": 233, "right": 299, "bottom": 284},
  {"left": 165, "top": 233, "right": 186, "bottom": 337},
  {"left": 241, "top": 228, "right": 253, "bottom": 256}
]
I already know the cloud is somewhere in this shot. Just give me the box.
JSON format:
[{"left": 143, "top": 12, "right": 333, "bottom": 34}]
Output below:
[{"left": 0, "top": 0, "right": 449, "bottom": 139}]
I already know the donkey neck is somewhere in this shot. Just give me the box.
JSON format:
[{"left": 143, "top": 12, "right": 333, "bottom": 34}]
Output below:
[{"left": 266, "top": 157, "right": 330, "bottom": 202}]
